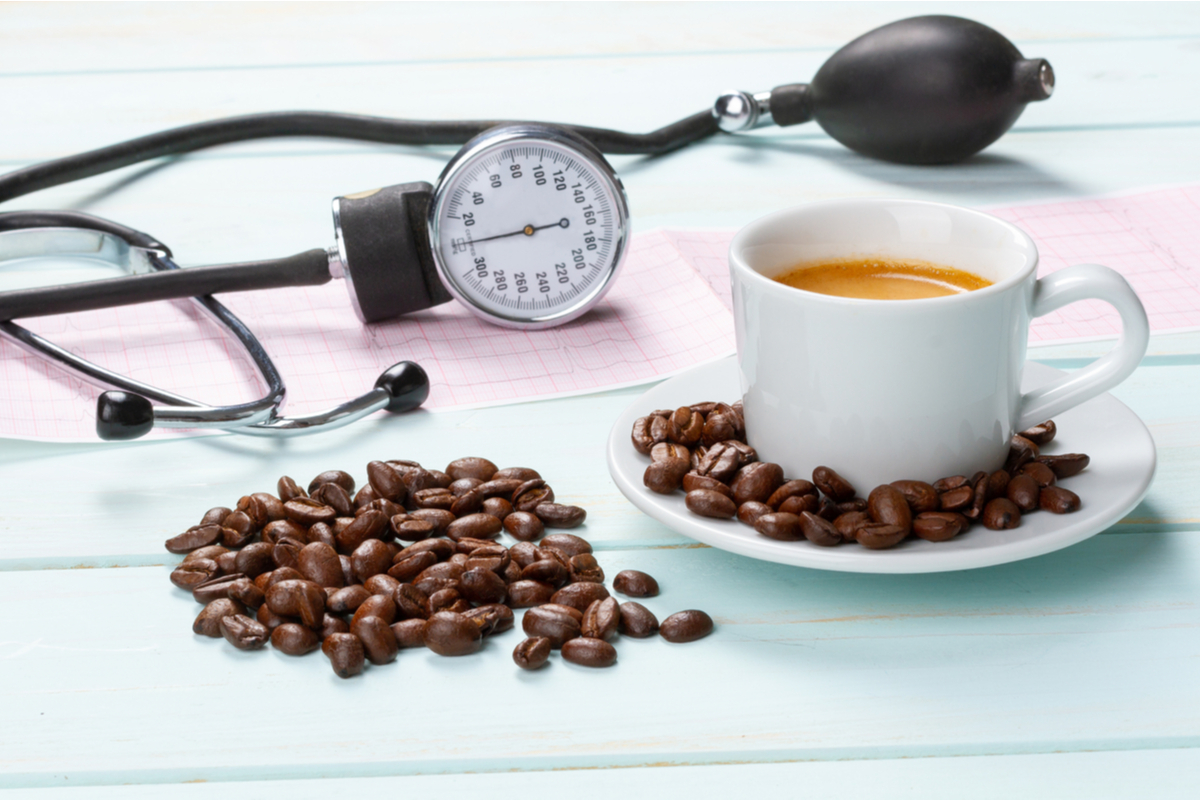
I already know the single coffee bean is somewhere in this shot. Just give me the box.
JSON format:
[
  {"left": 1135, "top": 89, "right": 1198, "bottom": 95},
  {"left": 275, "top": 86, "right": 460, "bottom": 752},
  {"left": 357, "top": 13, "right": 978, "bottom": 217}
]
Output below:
[
  {"left": 424, "top": 611, "right": 483, "bottom": 656},
  {"left": 535, "top": 503, "right": 587, "bottom": 529},
  {"left": 276, "top": 476, "right": 306, "bottom": 502},
  {"left": 309, "top": 470, "right": 355, "bottom": 495},
  {"left": 399, "top": 537, "right": 455, "bottom": 562},
  {"left": 414, "top": 488, "right": 455, "bottom": 511},
  {"left": 256, "top": 603, "right": 294, "bottom": 630},
  {"left": 695, "top": 441, "right": 748, "bottom": 483},
  {"left": 686, "top": 488, "right": 737, "bottom": 519},
  {"left": 650, "top": 441, "right": 692, "bottom": 463},
  {"left": 386, "top": 551, "right": 435, "bottom": 584},
  {"left": 777, "top": 493, "right": 819, "bottom": 516},
  {"left": 868, "top": 485, "right": 913, "bottom": 535},
  {"left": 631, "top": 416, "right": 658, "bottom": 455},
  {"left": 269, "top": 538, "right": 303, "bottom": 571},
  {"left": 170, "top": 558, "right": 219, "bottom": 589},
  {"left": 963, "top": 471, "right": 991, "bottom": 520},
  {"left": 356, "top": 615, "right": 399, "bottom": 665},
  {"left": 183, "top": 544, "right": 229, "bottom": 564},
  {"left": 447, "top": 513, "right": 503, "bottom": 542},
  {"left": 271, "top": 622, "right": 320, "bottom": 655},
  {"left": 569, "top": 553, "right": 605, "bottom": 584},
  {"left": 366, "top": 460, "right": 407, "bottom": 502},
  {"left": 393, "top": 582, "right": 431, "bottom": 620},
  {"left": 349, "top": 539, "right": 392, "bottom": 583},
  {"left": 306, "top": 522, "right": 337, "bottom": 550},
  {"left": 682, "top": 473, "right": 734, "bottom": 497},
  {"left": 507, "top": 580, "right": 557, "bottom": 607},
  {"left": 445, "top": 456, "right": 499, "bottom": 482},
  {"left": 391, "top": 618, "right": 427, "bottom": 648},
  {"left": 1006, "top": 473, "right": 1041, "bottom": 512},
  {"left": 539, "top": 533, "right": 593, "bottom": 557},
  {"left": 351, "top": 593, "right": 397, "bottom": 628},
  {"left": 296, "top": 542, "right": 345, "bottom": 588},
  {"left": 798, "top": 511, "right": 842, "bottom": 547},
  {"left": 1020, "top": 461, "right": 1058, "bottom": 488},
  {"left": 856, "top": 523, "right": 908, "bottom": 550},
  {"left": 284, "top": 498, "right": 337, "bottom": 527},
  {"left": 1004, "top": 435, "right": 1040, "bottom": 473},
  {"left": 612, "top": 569, "right": 659, "bottom": 598},
  {"left": 464, "top": 544, "right": 510, "bottom": 573},
  {"left": 363, "top": 574, "right": 400, "bottom": 598},
  {"left": 939, "top": 485, "right": 974, "bottom": 511},
  {"left": 730, "top": 462, "right": 785, "bottom": 506},
  {"left": 335, "top": 509, "right": 387, "bottom": 554},
  {"left": 582, "top": 596, "right": 620, "bottom": 640},
  {"left": 391, "top": 517, "right": 437, "bottom": 542},
  {"left": 1019, "top": 420, "right": 1057, "bottom": 446},
  {"left": 1036, "top": 453, "right": 1090, "bottom": 479},
  {"left": 200, "top": 506, "right": 234, "bottom": 526},
  {"left": 220, "top": 614, "right": 270, "bottom": 650},
  {"left": 354, "top": 484, "right": 379, "bottom": 509},
  {"left": 912, "top": 512, "right": 964, "bottom": 542},
  {"left": 618, "top": 601, "right": 659, "bottom": 638},
  {"left": 813, "top": 466, "right": 856, "bottom": 502},
  {"left": 513, "top": 636, "right": 553, "bottom": 670},
  {"left": 191, "top": 573, "right": 245, "bottom": 605},
  {"left": 215, "top": 550, "right": 240, "bottom": 574},
  {"left": 701, "top": 405, "right": 739, "bottom": 447},
  {"left": 734, "top": 501, "right": 771, "bottom": 527},
  {"left": 322, "top": 632, "right": 365, "bottom": 678},
  {"left": 982, "top": 497, "right": 1022, "bottom": 529},
  {"left": 1040, "top": 486, "right": 1081, "bottom": 514},
  {"left": 644, "top": 458, "right": 690, "bottom": 495},
  {"left": 227, "top": 576, "right": 265, "bottom": 609},
  {"left": 988, "top": 470, "right": 1011, "bottom": 499},
  {"left": 764, "top": 480, "right": 815, "bottom": 510},
  {"left": 265, "top": 567, "right": 305, "bottom": 588},
  {"left": 754, "top": 512, "right": 804, "bottom": 541},
  {"left": 890, "top": 480, "right": 940, "bottom": 514},
  {"left": 833, "top": 511, "right": 872, "bottom": 542},
  {"left": 193, "top": 598, "right": 246, "bottom": 637},
  {"left": 463, "top": 603, "right": 515, "bottom": 636},
  {"left": 932, "top": 475, "right": 969, "bottom": 493},
  {"left": 668, "top": 406, "right": 705, "bottom": 445},
  {"left": 496, "top": 467, "right": 543, "bottom": 482},
  {"left": 449, "top": 477, "right": 483, "bottom": 497},
  {"left": 522, "top": 605, "right": 583, "bottom": 648},
  {"left": 325, "top": 585, "right": 369, "bottom": 614},
  {"left": 522, "top": 559, "right": 570, "bottom": 587},
  {"left": 221, "top": 524, "right": 257, "bottom": 549},
  {"left": 320, "top": 613, "right": 349, "bottom": 640},
  {"left": 659, "top": 610, "right": 714, "bottom": 643},
  {"left": 508, "top": 541, "right": 541, "bottom": 569},
  {"left": 479, "top": 498, "right": 512, "bottom": 521},
  {"left": 266, "top": 579, "right": 326, "bottom": 628},
  {"left": 165, "top": 525, "right": 223, "bottom": 554},
  {"left": 459, "top": 567, "right": 509, "bottom": 605},
  {"left": 551, "top": 582, "right": 610, "bottom": 613},
  {"left": 502, "top": 510, "right": 545, "bottom": 542},
  {"left": 562, "top": 637, "right": 617, "bottom": 668}
]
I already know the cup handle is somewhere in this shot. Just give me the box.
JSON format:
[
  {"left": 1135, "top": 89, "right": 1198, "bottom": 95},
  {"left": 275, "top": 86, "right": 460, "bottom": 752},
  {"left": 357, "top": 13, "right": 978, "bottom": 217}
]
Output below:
[{"left": 1016, "top": 263, "right": 1149, "bottom": 432}]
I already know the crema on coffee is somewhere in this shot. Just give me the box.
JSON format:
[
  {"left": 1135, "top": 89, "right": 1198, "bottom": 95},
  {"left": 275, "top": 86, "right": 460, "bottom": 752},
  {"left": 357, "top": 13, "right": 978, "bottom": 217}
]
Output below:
[{"left": 773, "top": 258, "right": 991, "bottom": 299}]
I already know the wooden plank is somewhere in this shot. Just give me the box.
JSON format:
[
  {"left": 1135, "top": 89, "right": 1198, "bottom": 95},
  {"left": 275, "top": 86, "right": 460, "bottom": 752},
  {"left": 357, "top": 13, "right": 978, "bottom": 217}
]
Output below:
[{"left": 2, "top": 532, "right": 1200, "bottom": 788}]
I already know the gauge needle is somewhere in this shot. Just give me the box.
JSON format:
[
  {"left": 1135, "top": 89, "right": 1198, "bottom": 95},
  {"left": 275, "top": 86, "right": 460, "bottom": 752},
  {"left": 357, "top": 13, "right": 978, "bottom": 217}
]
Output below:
[{"left": 470, "top": 218, "right": 570, "bottom": 244}]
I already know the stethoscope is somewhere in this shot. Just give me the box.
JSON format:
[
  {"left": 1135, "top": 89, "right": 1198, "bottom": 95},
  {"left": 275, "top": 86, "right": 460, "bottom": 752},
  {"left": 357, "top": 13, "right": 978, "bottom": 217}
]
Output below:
[{"left": 0, "top": 15, "right": 1054, "bottom": 441}]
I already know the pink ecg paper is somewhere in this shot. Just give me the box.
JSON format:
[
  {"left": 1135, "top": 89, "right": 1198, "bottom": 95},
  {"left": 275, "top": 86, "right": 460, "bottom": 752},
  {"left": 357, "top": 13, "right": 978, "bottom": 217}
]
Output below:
[{"left": 2, "top": 185, "right": 1199, "bottom": 441}]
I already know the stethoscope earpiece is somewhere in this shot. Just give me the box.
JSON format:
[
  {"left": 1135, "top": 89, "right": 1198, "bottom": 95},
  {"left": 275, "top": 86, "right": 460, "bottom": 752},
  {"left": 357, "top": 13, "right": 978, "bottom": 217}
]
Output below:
[
  {"left": 96, "top": 391, "right": 155, "bottom": 441},
  {"left": 374, "top": 361, "right": 430, "bottom": 414}
]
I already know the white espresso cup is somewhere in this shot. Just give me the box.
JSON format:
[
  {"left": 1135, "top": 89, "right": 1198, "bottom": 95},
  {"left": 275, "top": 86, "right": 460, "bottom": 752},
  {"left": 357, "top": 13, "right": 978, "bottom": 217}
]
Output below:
[{"left": 729, "top": 198, "right": 1150, "bottom": 491}]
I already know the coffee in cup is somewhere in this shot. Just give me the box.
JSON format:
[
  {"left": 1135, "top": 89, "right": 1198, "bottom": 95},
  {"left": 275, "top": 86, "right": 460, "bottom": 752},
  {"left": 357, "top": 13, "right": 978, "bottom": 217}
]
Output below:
[{"left": 773, "top": 257, "right": 991, "bottom": 300}]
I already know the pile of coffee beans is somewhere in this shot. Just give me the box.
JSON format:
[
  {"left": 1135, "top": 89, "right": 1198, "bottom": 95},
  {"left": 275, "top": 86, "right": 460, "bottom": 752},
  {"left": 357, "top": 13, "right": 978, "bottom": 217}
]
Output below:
[
  {"left": 165, "top": 457, "right": 713, "bottom": 678},
  {"left": 634, "top": 404, "right": 1087, "bottom": 550}
]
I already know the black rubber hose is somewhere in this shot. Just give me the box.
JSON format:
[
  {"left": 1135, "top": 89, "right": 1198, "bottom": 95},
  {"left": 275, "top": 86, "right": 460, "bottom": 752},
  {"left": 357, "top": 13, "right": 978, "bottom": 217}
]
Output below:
[{"left": 0, "top": 110, "right": 719, "bottom": 204}]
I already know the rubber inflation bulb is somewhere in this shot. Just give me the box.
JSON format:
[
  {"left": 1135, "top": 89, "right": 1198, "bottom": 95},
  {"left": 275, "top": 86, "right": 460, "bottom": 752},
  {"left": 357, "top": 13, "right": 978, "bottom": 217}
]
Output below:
[
  {"left": 96, "top": 391, "right": 155, "bottom": 440},
  {"left": 375, "top": 361, "right": 430, "bottom": 413}
]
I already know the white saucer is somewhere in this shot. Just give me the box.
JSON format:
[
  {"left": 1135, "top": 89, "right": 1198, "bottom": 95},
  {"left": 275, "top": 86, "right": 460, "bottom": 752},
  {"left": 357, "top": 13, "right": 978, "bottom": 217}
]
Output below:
[{"left": 606, "top": 357, "right": 1156, "bottom": 574}]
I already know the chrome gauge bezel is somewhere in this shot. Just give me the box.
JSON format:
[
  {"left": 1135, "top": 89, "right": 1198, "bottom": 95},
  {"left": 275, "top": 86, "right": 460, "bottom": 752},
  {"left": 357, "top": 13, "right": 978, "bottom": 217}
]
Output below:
[{"left": 428, "top": 124, "right": 631, "bottom": 330}]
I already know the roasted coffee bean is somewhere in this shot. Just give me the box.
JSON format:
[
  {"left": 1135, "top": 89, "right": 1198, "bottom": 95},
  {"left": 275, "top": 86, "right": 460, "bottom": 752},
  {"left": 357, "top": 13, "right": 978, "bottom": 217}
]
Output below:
[
  {"left": 416, "top": 561, "right": 466, "bottom": 584},
  {"left": 503, "top": 561, "right": 523, "bottom": 584},
  {"left": 682, "top": 473, "right": 733, "bottom": 497},
  {"left": 463, "top": 603, "right": 515, "bottom": 636},
  {"left": 513, "top": 485, "right": 555, "bottom": 513},
  {"left": 833, "top": 511, "right": 872, "bottom": 542},
  {"left": 393, "top": 582, "right": 431, "bottom": 620},
  {"left": 939, "top": 485, "right": 974, "bottom": 511},
  {"left": 220, "top": 525, "right": 256, "bottom": 550},
  {"left": 351, "top": 594, "right": 397, "bottom": 629},
  {"left": 459, "top": 568, "right": 508, "bottom": 604},
  {"left": 446, "top": 513, "right": 502, "bottom": 542},
  {"left": 1036, "top": 453, "right": 1089, "bottom": 479},
  {"left": 322, "top": 632, "right": 365, "bottom": 677},
  {"left": 191, "top": 573, "right": 245, "bottom": 605},
  {"left": 354, "top": 485, "right": 379, "bottom": 509},
  {"left": 464, "top": 543, "right": 510, "bottom": 573},
  {"left": 582, "top": 596, "right": 620, "bottom": 640},
  {"left": 220, "top": 614, "right": 270, "bottom": 650},
  {"left": 631, "top": 416, "right": 660, "bottom": 454},
  {"left": 227, "top": 577, "right": 265, "bottom": 609},
  {"left": 266, "top": 579, "right": 326, "bottom": 627},
  {"left": 449, "top": 477, "right": 484, "bottom": 497},
  {"left": 430, "top": 590, "right": 464, "bottom": 614},
  {"left": 414, "top": 488, "right": 455, "bottom": 511},
  {"left": 701, "top": 404, "right": 739, "bottom": 447},
  {"left": 284, "top": 498, "right": 337, "bottom": 527},
  {"left": 256, "top": 603, "right": 295, "bottom": 630},
  {"left": 508, "top": 541, "right": 541, "bottom": 569},
  {"left": 239, "top": 493, "right": 284, "bottom": 528},
  {"left": 686, "top": 488, "right": 737, "bottom": 519},
  {"left": 737, "top": 501, "right": 772, "bottom": 527},
  {"left": 731, "top": 462, "right": 785, "bottom": 506},
  {"left": 494, "top": 467, "right": 542, "bottom": 482},
  {"left": 754, "top": 512, "right": 804, "bottom": 541},
  {"left": 263, "top": 520, "right": 309, "bottom": 547},
  {"left": 502, "top": 510, "right": 545, "bottom": 542},
  {"left": 444, "top": 456, "right": 498, "bottom": 482},
  {"left": 297, "top": 542, "right": 345, "bottom": 588},
  {"left": 327, "top": 584, "right": 371, "bottom": 614},
  {"left": 400, "top": 538, "right": 456, "bottom": 562},
  {"left": 355, "top": 615, "right": 399, "bottom": 665},
  {"left": 265, "top": 567, "right": 305, "bottom": 588},
  {"left": 362, "top": 461, "right": 404, "bottom": 503},
  {"left": 963, "top": 471, "right": 991, "bottom": 520},
  {"left": 350, "top": 539, "right": 392, "bottom": 583},
  {"left": 569, "top": 553, "right": 605, "bottom": 583},
  {"left": 306, "top": 522, "right": 337, "bottom": 550},
  {"left": 551, "top": 582, "right": 610, "bottom": 613},
  {"left": 193, "top": 598, "right": 246, "bottom": 637},
  {"left": 856, "top": 523, "right": 908, "bottom": 550},
  {"left": 613, "top": 569, "right": 659, "bottom": 598},
  {"left": 777, "top": 493, "right": 819, "bottom": 516},
  {"left": 391, "top": 618, "right": 427, "bottom": 648},
  {"left": 423, "top": 611, "right": 483, "bottom": 656},
  {"left": 165, "top": 525, "right": 223, "bottom": 554},
  {"left": 540, "top": 533, "right": 593, "bottom": 557},
  {"left": 480, "top": 498, "right": 512, "bottom": 520},
  {"left": 522, "top": 559, "right": 570, "bottom": 587},
  {"left": 271, "top": 622, "right": 320, "bottom": 655},
  {"left": 414, "top": 574, "right": 460, "bottom": 597},
  {"left": 1019, "top": 420, "right": 1057, "bottom": 446},
  {"left": 1020, "top": 461, "right": 1058, "bottom": 487},
  {"left": 309, "top": 470, "right": 355, "bottom": 495},
  {"left": 1006, "top": 473, "right": 1041, "bottom": 512},
  {"left": 319, "top": 614, "right": 349, "bottom": 640},
  {"left": 270, "top": 538, "right": 303, "bottom": 571},
  {"left": 184, "top": 544, "right": 229, "bottom": 564},
  {"left": 695, "top": 441, "right": 746, "bottom": 483},
  {"left": 982, "top": 498, "right": 1022, "bottom": 530},
  {"left": 815, "top": 497, "right": 838, "bottom": 522},
  {"left": 644, "top": 458, "right": 690, "bottom": 494},
  {"left": 668, "top": 406, "right": 705, "bottom": 445},
  {"left": 659, "top": 610, "right": 713, "bottom": 643},
  {"left": 276, "top": 476, "right": 306, "bottom": 503},
  {"left": 890, "top": 480, "right": 940, "bottom": 514},
  {"left": 428, "top": 469, "right": 453, "bottom": 489},
  {"left": 650, "top": 441, "right": 692, "bottom": 463},
  {"left": 535, "top": 503, "right": 587, "bottom": 529},
  {"left": 988, "top": 470, "right": 1011, "bottom": 499},
  {"left": 868, "top": 485, "right": 913, "bottom": 534},
  {"left": 507, "top": 580, "right": 557, "bottom": 607},
  {"left": 215, "top": 550, "right": 240, "bottom": 574},
  {"left": 522, "top": 604, "right": 583, "bottom": 648},
  {"left": 386, "top": 550, "right": 435, "bottom": 583},
  {"left": 1040, "top": 486, "right": 1081, "bottom": 514},
  {"left": 311, "top": 483, "right": 355, "bottom": 517},
  {"left": 798, "top": 511, "right": 842, "bottom": 547},
  {"left": 200, "top": 506, "right": 234, "bottom": 526},
  {"left": 562, "top": 637, "right": 617, "bottom": 668},
  {"left": 932, "top": 475, "right": 969, "bottom": 493},
  {"left": 391, "top": 516, "right": 438, "bottom": 542},
  {"left": 171, "top": 558, "right": 219, "bottom": 589},
  {"left": 618, "top": 601, "right": 659, "bottom": 638},
  {"left": 813, "top": 466, "right": 856, "bottom": 502},
  {"left": 400, "top": 467, "right": 441, "bottom": 499},
  {"left": 223, "top": 509, "right": 256, "bottom": 537},
  {"left": 336, "top": 509, "right": 387, "bottom": 554},
  {"left": 1004, "top": 435, "right": 1040, "bottom": 473},
  {"left": 513, "top": 636, "right": 552, "bottom": 670},
  {"left": 912, "top": 512, "right": 965, "bottom": 542},
  {"left": 765, "top": 480, "right": 816, "bottom": 510}
]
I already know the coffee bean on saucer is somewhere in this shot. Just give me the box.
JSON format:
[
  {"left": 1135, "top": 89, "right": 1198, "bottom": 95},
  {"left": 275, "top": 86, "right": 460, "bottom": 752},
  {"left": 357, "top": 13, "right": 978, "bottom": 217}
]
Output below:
[
  {"left": 562, "top": 637, "right": 617, "bottom": 668},
  {"left": 644, "top": 458, "right": 690, "bottom": 494},
  {"left": 1018, "top": 420, "right": 1057, "bottom": 446},
  {"left": 833, "top": 511, "right": 872, "bottom": 542},
  {"left": 939, "top": 485, "right": 974, "bottom": 512},
  {"left": 1020, "top": 461, "right": 1057, "bottom": 488},
  {"left": 813, "top": 467, "right": 856, "bottom": 502},
  {"left": 868, "top": 485, "right": 912, "bottom": 534},
  {"left": 1036, "top": 453, "right": 1090, "bottom": 479},
  {"left": 513, "top": 637, "right": 553, "bottom": 670},
  {"left": 686, "top": 489, "right": 737, "bottom": 519},
  {"left": 855, "top": 523, "right": 907, "bottom": 550},
  {"left": 669, "top": 407, "right": 705, "bottom": 446},
  {"left": 912, "top": 512, "right": 965, "bottom": 542},
  {"left": 932, "top": 475, "right": 968, "bottom": 493},
  {"left": 1006, "top": 473, "right": 1040, "bottom": 512},
  {"left": 1040, "top": 486, "right": 1081, "bottom": 514},
  {"left": 1004, "top": 435, "right": 1040, "bottom": 473},
  {"left": 731, "top": 462, "right": 785, "bottom": 506},
  {"left": 798, "top": 511, "right": 842, "bottom": 547},
  {"left": 982, "top": 498, "right": 1022, "bottom": 530},
  {"left": 659, "top": 610, "right": 713, "bottom": 643},
  {"left": 754, "top": 512, "right": 803, "bottom": 541},
  {"left": 890, "top": 480, "right": 940, "bottom": 514},
  {"left": 737, "top": 501, "right": 772, "bottom": 527}
]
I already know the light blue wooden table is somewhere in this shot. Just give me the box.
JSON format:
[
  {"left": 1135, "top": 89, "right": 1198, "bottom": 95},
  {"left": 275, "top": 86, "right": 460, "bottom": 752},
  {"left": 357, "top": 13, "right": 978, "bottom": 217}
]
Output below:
[{"left": 3, "top": 2, "right": 1200, "bottom": 796}]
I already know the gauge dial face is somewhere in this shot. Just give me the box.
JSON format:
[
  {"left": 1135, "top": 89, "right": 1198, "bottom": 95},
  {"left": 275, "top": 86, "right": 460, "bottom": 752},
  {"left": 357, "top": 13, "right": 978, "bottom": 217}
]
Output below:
[{"left": 429, "top": 127, "right": 629, "bottom": 329}]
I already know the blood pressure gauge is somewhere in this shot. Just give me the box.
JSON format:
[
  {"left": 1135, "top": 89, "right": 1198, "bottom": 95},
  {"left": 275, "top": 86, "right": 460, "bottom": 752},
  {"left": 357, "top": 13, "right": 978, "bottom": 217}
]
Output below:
[{"left": 428, "top": 125, "right": 630, "bottom": 329}]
